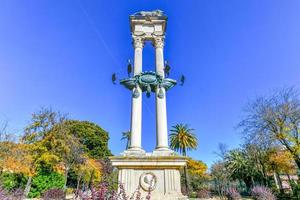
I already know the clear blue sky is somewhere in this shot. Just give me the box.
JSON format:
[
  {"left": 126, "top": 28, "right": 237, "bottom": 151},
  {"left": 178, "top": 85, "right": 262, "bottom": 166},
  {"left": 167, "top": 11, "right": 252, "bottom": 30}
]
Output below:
[{"left": 0, "top": 0, "right": 300, "bottom": 167}]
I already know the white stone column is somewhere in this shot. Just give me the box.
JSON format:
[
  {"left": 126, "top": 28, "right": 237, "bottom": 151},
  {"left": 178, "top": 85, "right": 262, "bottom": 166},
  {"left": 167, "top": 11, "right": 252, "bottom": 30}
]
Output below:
[
  {"left": 154, "top": 36, "right": 169, "bottom": 151},
  {"left": 128, "top": 36, "right": 144, "bottom": 152}
]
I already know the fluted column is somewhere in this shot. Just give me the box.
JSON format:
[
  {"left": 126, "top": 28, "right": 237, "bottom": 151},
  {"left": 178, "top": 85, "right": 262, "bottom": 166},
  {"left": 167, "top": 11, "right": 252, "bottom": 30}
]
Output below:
[
  {"left": 129, "top": 36, "right": 144, "bottom": 151},
  {"left": 154, "top": 36, "right": 169, "bottom": 150}
]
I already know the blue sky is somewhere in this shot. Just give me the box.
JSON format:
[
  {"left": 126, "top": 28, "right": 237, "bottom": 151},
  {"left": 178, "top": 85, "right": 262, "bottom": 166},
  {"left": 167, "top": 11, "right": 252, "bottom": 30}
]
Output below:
[{"left": 0, "top": 0, "right": 300, "bottom": 167}]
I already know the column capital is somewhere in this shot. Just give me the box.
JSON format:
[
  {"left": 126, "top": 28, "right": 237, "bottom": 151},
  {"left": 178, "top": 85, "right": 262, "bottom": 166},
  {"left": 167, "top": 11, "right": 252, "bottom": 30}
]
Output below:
[
  {"left": 153, "top": 36, "right": 165, "bottom": 49},
  {"left": 132, "top": 36, "right": 144, "bottom": 49}
]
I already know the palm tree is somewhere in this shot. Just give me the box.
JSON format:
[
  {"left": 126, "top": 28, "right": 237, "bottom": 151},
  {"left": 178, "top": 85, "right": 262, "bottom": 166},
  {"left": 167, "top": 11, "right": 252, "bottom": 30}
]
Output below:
[
  {"left": 169, "top": 123, "right": 198, "bottom": 194},
  {"left": 169, "top": 124, "right": 198, "bottom": 156},
  {"left": 121, "top": 131, "right": 131, "bottom": 150}
]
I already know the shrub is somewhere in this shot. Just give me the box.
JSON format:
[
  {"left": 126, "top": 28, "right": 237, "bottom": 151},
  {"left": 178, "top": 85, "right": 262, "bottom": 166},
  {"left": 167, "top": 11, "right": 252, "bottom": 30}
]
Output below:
[
  {"left": 290, "top": 181, "right": 300, "bottom": 199},
  {"left": 0, "top": 186, "right": 8, "bottom": 200},
  {"left": 11, "top": 188, "right": 24, "bottom": 200},
  {"left": 251, "top": 186, "right": 276, "bottom": 200},
  {"left": 197, "top": 188, "right": 211, "bottom": 198},
  {"left": 0, "top": 172, "right": 27, "bottom": 191},
  {"left": 0, "top": 186, "right": 24, "bottom": 200},
  {"left": 28, "top": 172, "right": 65, "bottom": 198},
  {"left": 41, "top": 188, "right": 65, "bottom": 200},
  {"left": 77, "top": 182, "right": 151, "bottom": 200},
  {"left": 226, "top": 188, "right": 241, "bottom": 200}
]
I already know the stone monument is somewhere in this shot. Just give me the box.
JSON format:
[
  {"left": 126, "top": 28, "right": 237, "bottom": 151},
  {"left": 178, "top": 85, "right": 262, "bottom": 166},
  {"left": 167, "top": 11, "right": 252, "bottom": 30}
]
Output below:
[{"left": 110, "top": 10, "right": 187, "bottom": 200}]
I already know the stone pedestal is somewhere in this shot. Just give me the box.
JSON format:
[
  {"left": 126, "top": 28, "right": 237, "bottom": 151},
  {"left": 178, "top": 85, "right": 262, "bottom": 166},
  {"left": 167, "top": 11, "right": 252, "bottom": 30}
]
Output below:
[{"left": 110, "top": 155, "right": 188, "bottom": 200}]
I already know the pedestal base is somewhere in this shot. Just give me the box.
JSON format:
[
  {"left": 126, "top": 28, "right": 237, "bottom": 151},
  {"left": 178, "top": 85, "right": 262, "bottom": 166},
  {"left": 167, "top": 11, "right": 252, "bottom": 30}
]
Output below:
[{"left": 110, "top": 154, "right": 188, "bottom": 200}]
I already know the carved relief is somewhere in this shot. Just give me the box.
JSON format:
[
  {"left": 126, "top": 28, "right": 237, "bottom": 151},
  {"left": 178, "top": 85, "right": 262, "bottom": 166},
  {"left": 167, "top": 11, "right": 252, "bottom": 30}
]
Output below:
[{"left": 139, "top": 172, "right": 157, "bottom": 191}]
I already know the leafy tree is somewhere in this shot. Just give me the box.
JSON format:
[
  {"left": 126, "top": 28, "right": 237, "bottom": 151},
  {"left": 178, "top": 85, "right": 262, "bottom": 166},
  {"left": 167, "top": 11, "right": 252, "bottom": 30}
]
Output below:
[
  {"left": 169, "top": 124, "right": 198, "bottom": 156},
  {"left": 0, "top": 142, "right": 35, "bottom": 196},
  {"left": 243, "top": 143, "right": 271, "bottom": 186},
  {"left": 40, "top": 124, "right": 86, "bottom": 190},
  {"left": 268, "top": 148, "right": 295, "bottom": 175},
  {"left": 22, "top": 107, "right": 66, "bottom": 144},
  {"left": 224, "top": 148, "right": 258, "bottom": 189},
  {"left": 169, "top": 123, "right": 198, "bottom": 194},
  {"left": 186, "top": 159, "right": 209, "bottom": 192},
  {"left": 30, "top": 119, "right": 111, "bottom": 190},
  {"left": 74, "top": 158, "right": 102, "bottom": 192},
  {"left": 187, "top": 159, "right": 207, "bottom": 177},
  {"left": 239, "top": 87, "right": 300, "bottom": 169},
  {"left": 268, "top": 148, "right": 296, "bottom": 192},
  {"left": 62, "top": 120, "right": 112, "bottom": 159},
  {"left": 121, "top": 131, "right": 131, "bottom": 150}
]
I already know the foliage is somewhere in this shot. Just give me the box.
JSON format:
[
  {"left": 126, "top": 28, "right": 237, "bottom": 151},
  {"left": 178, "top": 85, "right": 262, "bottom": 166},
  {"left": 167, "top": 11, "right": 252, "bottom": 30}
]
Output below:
[
  {"left": 210, "top": 161, "right": 231, "bottom": 198},
  {"left": 268, "top": 148, "right": 295, "bottom": 174},
  {"left": 187, "top": 159, "right": 207, "bottom": 177},
  {"left": 239, "top": 87, "right": 300, "bottom": 169},
  {"left": 0, "top": 172, "right": 27, "bottom": 191},
  {"left": 226, "top": 188, "right": 241, "bottom": 200},
  {"left": 78, "top": 183, "right": 151, "bottom": 200},
  {"left": 251, "top": 186, "right": 276, "bottom": 200},
  {"left": 10, "top": 188, "right": 24, "bottom": 200},
  {"left": 74, "top": 158, "right": 103, "bottom": 187},
  {"left": 0, "top": 186, "right": 8, "bottom": 200},
  {"left": 169, "top": 123, "right": 198, "bottom": 195},
  {"left": 28, "top": 172, "right": 65, "bottom": 198},
  {"left": 169, "top": 124, "right": 198, "bottom": 156},
  {"left": 121, "top": 131, "right": 131, "bottom": 150},
  {"left": 186, "top": 159, "right": 209, "bottom": 192},
  {"left": 0, "top": 142, "right": 34, "bottom": 177},
  {"left": 22, "top": 107, "right": 66, "bottom": 144},
  {"left": 0, "top": 186, "right": 24, "bottom": 200},
  {"left": 63, "top": 120, "right": 112, "bottom": 159},
  {"left": 197, "top": 188, "right": 211, "bottom": 198},
  {"left": 290, "top": 181, "right": 300, "bottom": 199},
  {"left": 41, "top": 188, "right": 65, "bottom": 200},
  {"left": 224, "top": 148, "right": 259, "bottom": 188},
  {"left": 99, "top": 159, "right": 118, "bottom": 192}
]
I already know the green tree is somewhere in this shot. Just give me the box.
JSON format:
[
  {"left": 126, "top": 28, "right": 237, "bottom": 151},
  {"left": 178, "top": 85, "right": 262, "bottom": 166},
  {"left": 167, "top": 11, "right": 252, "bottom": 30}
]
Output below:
[
  {"left": 224, "top": 148, "right": 259, "bottom": 189},
  {"left": 62, "top": 120, "right": 112, "bottom": 159},
  {"left": 121, "top": 131, "right": 131, "bottom": 150},
  {"left": 169, "top": 123, "right": 198, "bottom": 194}
]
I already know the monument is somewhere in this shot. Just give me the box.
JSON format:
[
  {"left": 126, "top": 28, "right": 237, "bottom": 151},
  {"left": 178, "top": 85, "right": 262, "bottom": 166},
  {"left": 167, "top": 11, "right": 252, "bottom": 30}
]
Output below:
[{"left": 110, "top": 10, "right": 187, "bottom": 200}]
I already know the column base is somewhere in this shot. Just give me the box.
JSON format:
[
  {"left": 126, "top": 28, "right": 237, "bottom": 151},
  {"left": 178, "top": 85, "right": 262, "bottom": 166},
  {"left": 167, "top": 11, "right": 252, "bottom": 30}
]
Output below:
[
  {"left": 152, "top": 147, "right": 175, "bottom": 156},
  {"left": 121, "top": 147, "right": 146, "bottom": 156}
]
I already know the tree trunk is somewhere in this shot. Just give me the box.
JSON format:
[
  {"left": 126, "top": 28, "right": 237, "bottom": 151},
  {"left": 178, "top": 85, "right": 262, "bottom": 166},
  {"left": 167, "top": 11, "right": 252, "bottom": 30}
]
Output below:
[
  {"left": 183, "top": 166, "right": 189, "bottom": 195},
  {"left": 293, "top": 156, "right": 300, "bottom": 170},
  {"left": 24, "top": 176, "right": 32, "bottom": 197},
  {"left": 75, "top": 174, "right": 82, "bottom": 199},
  {"left": 275, "top": 171, "right": 284, "bottom": 194},
  {"left": 182, "top": 150, "right": 189, "bottom": 195},
  {"left": 64, "top": 167, "right": 69, "bottom": 191}
]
